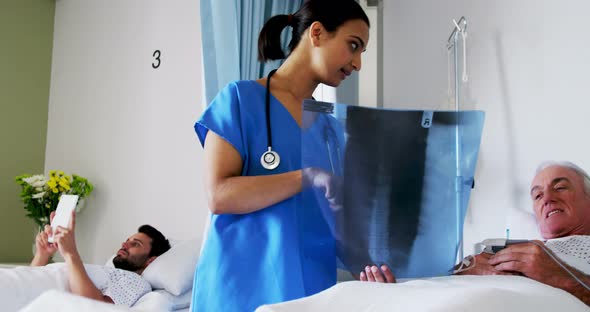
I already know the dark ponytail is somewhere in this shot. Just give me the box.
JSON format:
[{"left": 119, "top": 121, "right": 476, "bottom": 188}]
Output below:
[
  {"left": 257, "top": 14, "right": 293, "bottom": 61},
  {"left": 257, "top": 0, "right": 370, "bottom": 62}
]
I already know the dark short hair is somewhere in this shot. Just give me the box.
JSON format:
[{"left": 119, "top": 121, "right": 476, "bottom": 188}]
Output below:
[
  {"left": 258, "top": 0, "right": 370, "bottom": 61},
  {"left": 138, "top": 225, "right": 171, "bottom": 257}
]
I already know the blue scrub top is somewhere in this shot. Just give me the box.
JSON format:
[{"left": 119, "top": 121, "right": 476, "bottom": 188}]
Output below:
[{"left": 191, "top": 81, "right": 336, "bottom": 312}]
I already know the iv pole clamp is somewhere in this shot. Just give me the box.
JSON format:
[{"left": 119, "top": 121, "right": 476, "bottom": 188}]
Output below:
[
  {"left": 446, "top": 16, "right": 468, "bottom": 264},
  {"left": 447, "top": 17, "right": 468, "bottom": 85},
  {"left": 447, "top": 17, "right": 467, "bottom": 50}
]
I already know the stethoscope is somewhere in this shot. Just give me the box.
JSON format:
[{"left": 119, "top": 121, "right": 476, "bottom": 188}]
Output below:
[
  {"left": 260, "top": 69, "right": 281, "bottom": 170},
  {"left": 260, "top": 69, "right": 342, "bottom": 174}
]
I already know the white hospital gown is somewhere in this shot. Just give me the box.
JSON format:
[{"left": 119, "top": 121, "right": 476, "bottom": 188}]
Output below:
[
  {"left": 545, "top": 235, "right": 590, "bottom": 275},
  {"left": 83, "top": 264, "right": 152, "bottom": 306}
]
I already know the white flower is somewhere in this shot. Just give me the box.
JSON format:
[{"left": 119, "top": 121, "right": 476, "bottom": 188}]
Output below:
[
  {"left": 31, "top": 180, "right": 46, "bottom": 188},
  {"left": 32, "top": 192, "right": 46, "bottom": 199},
  {"left": 23, "top": 175, "right": 47, "bottom": 187}
]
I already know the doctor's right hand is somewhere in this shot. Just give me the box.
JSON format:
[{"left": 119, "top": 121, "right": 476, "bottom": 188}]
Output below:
[{"left": 302, "top": 167, "right": 343, "bottom": 210}]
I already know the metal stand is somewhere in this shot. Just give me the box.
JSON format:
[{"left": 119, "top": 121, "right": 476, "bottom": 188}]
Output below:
[{"left": 447, "top": 16, "right": 468, "bottom": 263}]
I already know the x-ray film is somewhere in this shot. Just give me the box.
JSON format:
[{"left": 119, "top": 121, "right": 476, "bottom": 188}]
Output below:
[{"left": 301, "top": 100, "right": 485, "bottom": 279}]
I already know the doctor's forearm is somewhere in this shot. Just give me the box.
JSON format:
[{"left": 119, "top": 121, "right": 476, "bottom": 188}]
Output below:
[{"left": 207, "top": 170, "right": 302, "bottom": 214}]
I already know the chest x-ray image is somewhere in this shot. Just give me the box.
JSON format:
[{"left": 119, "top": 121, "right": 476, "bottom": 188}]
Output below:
[{"left": 301, "top": 101, "right": 485, "bottom": 278}]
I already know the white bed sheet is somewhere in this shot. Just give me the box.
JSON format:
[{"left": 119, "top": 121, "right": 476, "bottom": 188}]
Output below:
[
  {"left": 0, "top": 264, "right": 191, "bottom": 312},
  {"left": 133, "top": 289, "right": 192, "bottom": 311},
  {"left": 0, "top": 264, "right": 67, "bottom": 311},
  {"left": 20, "top": 288, "right": 191, "bottom": 312},
  {"left": 256, "top": 275, "right": 588, "bottom": 312}
]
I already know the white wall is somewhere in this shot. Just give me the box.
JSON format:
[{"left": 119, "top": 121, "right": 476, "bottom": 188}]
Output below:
[
  {"left": 383, "top": 0, "right": 590, "bottom": 254},
  {"left": 46, "top": 0, "right": 207, "bottom": 264},
  {"left": 45, "top": 0, "right": 590, "bottom": 264},
  {"left": 358, "top": 1, "right": 378, "bottom": 108}
]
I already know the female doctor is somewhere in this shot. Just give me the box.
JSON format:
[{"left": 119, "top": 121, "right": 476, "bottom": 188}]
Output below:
[{"left": 191, "top": 1, "right": 370, "bottom": 311}]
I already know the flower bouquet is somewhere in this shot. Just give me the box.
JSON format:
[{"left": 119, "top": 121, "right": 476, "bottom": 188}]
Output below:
[{"left": 15, "top": 170, "right": 94, "bottom": 229}]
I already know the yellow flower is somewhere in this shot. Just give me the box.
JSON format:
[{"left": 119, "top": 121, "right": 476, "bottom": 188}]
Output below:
[
  {"left": 16, "top": 170, "right": 93, "bottom": 227},
  {"left": 59, "top": 178, "right": 70, "bottom": 190},
  {"left": 47, "top": 178, "right": 57, "bottom": 189}
]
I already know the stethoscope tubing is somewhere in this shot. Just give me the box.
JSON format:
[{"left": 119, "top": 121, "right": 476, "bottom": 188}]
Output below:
[
  {"left": 265, "top": 69, "right": 277, "bottom": 149},
  {"left": 261, "top": 69, "right": 281, "bottom": 170},
  {"left": 261, "top": 69, "right": 341, "bottom": 174}
]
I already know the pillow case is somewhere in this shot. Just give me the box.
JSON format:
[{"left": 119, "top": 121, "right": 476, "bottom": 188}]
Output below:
[{"left": 141, "top": 238, "right": 201, "bottom": 296}]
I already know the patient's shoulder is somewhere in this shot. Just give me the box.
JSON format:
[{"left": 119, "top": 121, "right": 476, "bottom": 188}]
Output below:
[{"left": 545, "top": 235, "right": 590, "bottom": 275}]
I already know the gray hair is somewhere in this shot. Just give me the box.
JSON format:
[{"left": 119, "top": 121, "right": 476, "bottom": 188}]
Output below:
[{"left": 535, "top": 161, "right": 590, "bottom": 196}]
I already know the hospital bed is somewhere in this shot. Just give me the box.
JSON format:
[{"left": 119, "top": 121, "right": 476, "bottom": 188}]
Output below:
[
  {"left": 255, "top": 214, "right": 589, "bottom": 312},
  {"left": 13, "top": 261, "right": 589, "bottom": 312},
  {"left": 256, "top": 232, "right": 590, "bottom": 311},
  {"left": 1, "top": 238, "right": 200, "bottom": 311}
]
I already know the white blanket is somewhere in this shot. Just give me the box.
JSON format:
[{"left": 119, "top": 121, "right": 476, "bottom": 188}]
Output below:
[
  {"left": 256, "top": 276, "right": 589, "bottom": 312},
  {"left": 19, "top": 289, "right": 192, "bottom": 312},
  {"left": 0, "top": 264, "right": 191, "bottom": 312},
  {"left": 20, "top": 290, "right": 130, "bottom": 312},
  {"left": 0, "top": 264, "right": 68, "bottom": 311}
]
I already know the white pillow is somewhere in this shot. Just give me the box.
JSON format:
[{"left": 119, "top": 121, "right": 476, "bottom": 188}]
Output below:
[
  {"left": 141, "top": 238, "right": 201, "bottom": 296},
  {"left": 104, "top": 238, "right": 201, "bottom": 296}
]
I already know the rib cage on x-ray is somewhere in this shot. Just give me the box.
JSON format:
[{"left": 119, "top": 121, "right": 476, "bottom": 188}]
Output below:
[{"left": 302, "top": 102, "right": 485, "bottom": 279}]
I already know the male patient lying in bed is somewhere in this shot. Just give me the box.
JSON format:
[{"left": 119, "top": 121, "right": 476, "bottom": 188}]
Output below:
[
  {"left": 27, "top": 211, "right": 171, "bottom": 307},
  {"left": 363, "top": 161, "right": 590, "bottom": 307}
]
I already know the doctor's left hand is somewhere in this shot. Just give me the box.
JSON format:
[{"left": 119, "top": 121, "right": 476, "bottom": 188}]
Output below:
[
  {"left": 302, "top": 167, "right": 343, "bottom": 210},
  {"left": 359, "top": 264, "right": 396, "bottom": 283}
]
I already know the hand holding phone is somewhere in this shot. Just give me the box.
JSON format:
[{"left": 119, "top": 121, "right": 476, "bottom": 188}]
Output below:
[
  {"left": 48, "top": 194, "right": 79, "bottom": 243},
  {"left": 481, "top": 238, "right": 529, "bottom": 254}
]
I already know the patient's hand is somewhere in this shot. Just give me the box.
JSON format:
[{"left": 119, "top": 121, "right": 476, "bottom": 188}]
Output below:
[
  {"left": 454, "top": 253, "right": 516, "bottom": 276},
  {"left": 31, "top": 212, "right": 58, "bottom": 266},
  {"left": 54, "top": 211, "right": 80, "bottom": 260},
  {"left": 488, "top": 241, "right": 564, "bottom": 284},
  {"left": 31, "top": 225, "right": 58, "bottom": 266},
  {"left": 359, "top": 264, "right": 396, "bottom": 283},
  {"left": 36, "top": 225, "right": 58, "bottom": 256}
]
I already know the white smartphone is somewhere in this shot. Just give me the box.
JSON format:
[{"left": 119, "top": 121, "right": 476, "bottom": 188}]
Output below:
[{"left": 48, "top": 194, "right": 79, "bottom": 243}]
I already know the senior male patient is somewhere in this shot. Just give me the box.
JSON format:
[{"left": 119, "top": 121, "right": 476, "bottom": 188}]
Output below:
[
  {"left": 363, "top": 161, "right": 590, "bottom": 306},
  {"left": 26, "top": 211, "right": 171, "bottom": 307}
]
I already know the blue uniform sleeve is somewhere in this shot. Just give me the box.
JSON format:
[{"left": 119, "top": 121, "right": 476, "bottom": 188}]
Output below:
[{"left": 195, "top": 82, "right": 246, "bottom": 161}]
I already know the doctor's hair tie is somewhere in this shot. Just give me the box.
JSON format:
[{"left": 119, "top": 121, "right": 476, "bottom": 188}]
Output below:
[{"left": 287, "top": 14, "right": 294, "bottom": 26}]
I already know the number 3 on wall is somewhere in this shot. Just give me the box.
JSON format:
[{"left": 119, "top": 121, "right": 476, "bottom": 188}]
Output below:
[{"left": 152, "top": 50, "right": 161, "bottom": 69}]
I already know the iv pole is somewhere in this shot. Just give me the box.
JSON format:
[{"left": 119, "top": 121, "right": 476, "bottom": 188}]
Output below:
[{"left": 447, "top": 16, "right": 467, "bottom": 263}]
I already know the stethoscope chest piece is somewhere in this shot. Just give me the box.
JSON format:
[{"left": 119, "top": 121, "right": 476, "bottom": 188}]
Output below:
[{"left": 261, "top": 147, "right": 280, "bottom": 170}]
